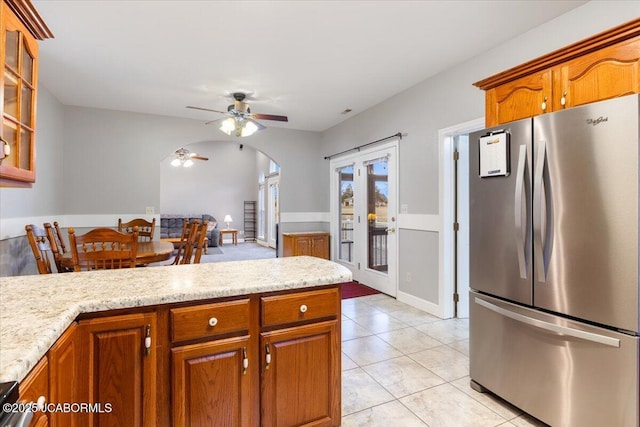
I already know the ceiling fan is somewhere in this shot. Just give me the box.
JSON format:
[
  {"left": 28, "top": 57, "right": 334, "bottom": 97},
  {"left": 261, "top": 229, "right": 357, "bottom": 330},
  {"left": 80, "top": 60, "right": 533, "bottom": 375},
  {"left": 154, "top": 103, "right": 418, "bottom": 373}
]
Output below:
[
  {"left": 187, "top": 92, "right": 288, "bottom": 137},
  {"left": 171, "top": 147, "right": 208, "bottom": 167}
]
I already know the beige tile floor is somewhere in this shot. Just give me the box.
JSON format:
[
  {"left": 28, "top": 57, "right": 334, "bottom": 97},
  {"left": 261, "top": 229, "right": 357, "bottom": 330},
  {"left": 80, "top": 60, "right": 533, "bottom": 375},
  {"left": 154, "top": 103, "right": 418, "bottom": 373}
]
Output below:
[{"left": 341, "top": 294, "right": 549, "bottom": 427}]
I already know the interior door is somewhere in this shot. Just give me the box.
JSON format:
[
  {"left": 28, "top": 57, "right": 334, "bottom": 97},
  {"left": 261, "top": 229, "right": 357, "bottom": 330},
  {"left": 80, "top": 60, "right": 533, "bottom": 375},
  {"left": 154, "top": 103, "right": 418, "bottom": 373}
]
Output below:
[{"left": 331, "top": 144, "right": 398, "bottom": 296}]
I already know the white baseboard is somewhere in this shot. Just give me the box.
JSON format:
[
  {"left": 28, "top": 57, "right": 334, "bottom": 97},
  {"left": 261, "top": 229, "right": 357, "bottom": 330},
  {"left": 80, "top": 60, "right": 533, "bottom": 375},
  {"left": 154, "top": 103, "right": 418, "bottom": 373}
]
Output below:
[{"left": 397, "top": 290, "right": 446, "bottom": 319}]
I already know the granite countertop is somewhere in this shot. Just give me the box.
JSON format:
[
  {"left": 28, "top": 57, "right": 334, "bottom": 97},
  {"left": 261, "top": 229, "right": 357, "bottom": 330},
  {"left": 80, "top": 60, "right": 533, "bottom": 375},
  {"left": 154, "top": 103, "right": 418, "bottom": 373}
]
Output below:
[{"left": 0, "top": 256, "right": 352, "bottom": 383}]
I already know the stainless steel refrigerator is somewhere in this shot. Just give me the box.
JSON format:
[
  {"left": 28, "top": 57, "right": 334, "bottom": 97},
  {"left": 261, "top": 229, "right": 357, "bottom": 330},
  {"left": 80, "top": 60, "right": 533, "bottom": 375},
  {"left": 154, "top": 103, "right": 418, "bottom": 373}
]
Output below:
[{"left": 469, "top": 94, "right": 640, "bottom": 427}]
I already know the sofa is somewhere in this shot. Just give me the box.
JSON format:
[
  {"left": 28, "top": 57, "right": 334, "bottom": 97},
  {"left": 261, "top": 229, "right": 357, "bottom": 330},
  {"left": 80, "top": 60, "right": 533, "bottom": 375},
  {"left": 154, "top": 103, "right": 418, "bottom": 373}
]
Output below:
[{"left": 160, "top": 214, "right": 220, "bottom": 247}]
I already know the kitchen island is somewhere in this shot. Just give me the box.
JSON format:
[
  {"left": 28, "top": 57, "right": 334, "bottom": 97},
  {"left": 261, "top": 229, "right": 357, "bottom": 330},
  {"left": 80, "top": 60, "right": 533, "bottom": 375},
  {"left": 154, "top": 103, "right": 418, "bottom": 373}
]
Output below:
[{"left": 0, "top": 256, "right": 351, "bottom": 426}]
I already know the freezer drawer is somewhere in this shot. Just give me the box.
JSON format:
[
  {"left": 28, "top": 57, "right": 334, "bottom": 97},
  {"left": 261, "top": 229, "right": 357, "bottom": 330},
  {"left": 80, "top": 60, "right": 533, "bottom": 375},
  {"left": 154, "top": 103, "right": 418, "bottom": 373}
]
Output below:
[{"left": 470, "top": 291, "right": 639, "bottom": 427}]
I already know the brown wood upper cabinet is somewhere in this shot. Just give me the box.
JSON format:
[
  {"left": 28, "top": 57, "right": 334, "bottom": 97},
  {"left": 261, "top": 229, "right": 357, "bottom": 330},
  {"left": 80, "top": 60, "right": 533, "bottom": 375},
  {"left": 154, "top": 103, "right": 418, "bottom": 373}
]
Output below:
[
  {"left": 475, "top": 18, "right": 640, "bottom": 127},
  {"left": 0, "top": 0, "right": 52, "bottom": 187}
]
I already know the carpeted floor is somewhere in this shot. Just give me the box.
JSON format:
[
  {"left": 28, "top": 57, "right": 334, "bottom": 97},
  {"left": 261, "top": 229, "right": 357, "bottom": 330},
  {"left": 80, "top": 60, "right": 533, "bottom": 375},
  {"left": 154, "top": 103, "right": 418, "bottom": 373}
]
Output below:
[{"left": 199, "top": 242, "right": 276, "bottom": 263}]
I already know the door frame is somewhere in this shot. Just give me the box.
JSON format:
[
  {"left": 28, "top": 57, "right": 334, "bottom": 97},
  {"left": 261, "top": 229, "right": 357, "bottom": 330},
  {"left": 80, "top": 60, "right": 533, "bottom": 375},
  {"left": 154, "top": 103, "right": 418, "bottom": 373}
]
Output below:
[
  {"left": 439, "top": 118, "right": 484, "bottom": 318},
  {"left": 266, "top": 173, "right": 280, "bottom": 248},
  {"left": 330, "top": 140, "right": 399, "bottom": 296}
]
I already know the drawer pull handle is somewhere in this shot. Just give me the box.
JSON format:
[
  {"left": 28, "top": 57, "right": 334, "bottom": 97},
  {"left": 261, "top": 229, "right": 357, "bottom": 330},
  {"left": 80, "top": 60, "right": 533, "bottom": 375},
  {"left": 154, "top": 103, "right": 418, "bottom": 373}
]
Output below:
[
  {"left": 36, "top": 395, "right": 46, "bottom": 411},
  {"left": 265, "top": 343, "right": 271, "bottom": 370},
  {"left": 208, "top": 317, "right": 218, "bottom": 327},
  {"left": 242, "top": 347, "right": 248, "bottom": 375},
  {"left": 144, "top": 324, "right": 152, "bottom": 356},
  {"left": 300, "top": 304, "right": 308, "bottom": 313}
]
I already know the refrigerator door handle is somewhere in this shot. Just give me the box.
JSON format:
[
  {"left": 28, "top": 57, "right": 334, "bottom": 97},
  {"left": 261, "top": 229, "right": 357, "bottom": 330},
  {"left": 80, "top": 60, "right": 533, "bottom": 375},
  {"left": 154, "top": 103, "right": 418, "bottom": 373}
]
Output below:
[
  {"left": 533, "top": 139, "right": 547, "bottom": 282},
  {"left": 475, "top": 297, "right": 620, "bottom": 348},
  {"left": 514, "top": 144, "right": 528, "bottom": 279}
]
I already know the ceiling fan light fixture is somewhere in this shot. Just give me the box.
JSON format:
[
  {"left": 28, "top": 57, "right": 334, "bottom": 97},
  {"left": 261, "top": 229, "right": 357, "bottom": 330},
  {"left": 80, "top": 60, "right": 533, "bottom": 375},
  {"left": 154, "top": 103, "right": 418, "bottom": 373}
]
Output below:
[
  {"left": 183, "top": 158, "right": 194, "bottom": 167},
  {"left": 170, "top": 158, "right": 182, "bottom": 167},
  {"left": 241, "top": 120, "right": 259, "bottom": 137},
  {"left": 219, "top": 117, "right": 236, "bottom": 135}
]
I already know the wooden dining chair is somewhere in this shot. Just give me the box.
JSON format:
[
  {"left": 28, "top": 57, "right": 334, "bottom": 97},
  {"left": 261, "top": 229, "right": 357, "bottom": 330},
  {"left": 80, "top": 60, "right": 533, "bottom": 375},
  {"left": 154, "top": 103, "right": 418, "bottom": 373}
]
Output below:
[
  {"left": 25, "top": 224, "right": 59, "bottom": 274},
  {"left": 118, "top": 218, "right": 156, "bottom": 242},
  {"left": 170, "top": 220, "right": 208, "bottom": 265},
  {"left": 43, "top": 223, "right": 71, "bottom": 273},
  {"left": 191, "top": 221, "right": 209, "bottom": 264},
  {"left": 170, "top": 219, "right": 193, "bottom": 265},
  {"left": 68, "top": 227, "right": 138, "bottom": 271}
]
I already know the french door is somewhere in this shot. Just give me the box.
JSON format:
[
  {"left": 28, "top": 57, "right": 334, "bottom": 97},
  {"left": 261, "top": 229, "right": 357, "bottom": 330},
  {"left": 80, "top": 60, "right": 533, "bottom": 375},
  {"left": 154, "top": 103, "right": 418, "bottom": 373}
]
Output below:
[{"left": 331, "top": 144, "right": 397, "bottom": 296}]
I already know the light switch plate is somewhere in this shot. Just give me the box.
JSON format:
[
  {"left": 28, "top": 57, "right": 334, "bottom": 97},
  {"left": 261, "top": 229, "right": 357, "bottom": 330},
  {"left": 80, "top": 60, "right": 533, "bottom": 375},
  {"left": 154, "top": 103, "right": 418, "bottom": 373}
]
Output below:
[{"left": 145, "top": 206, "right": 155, "bottom": 215}]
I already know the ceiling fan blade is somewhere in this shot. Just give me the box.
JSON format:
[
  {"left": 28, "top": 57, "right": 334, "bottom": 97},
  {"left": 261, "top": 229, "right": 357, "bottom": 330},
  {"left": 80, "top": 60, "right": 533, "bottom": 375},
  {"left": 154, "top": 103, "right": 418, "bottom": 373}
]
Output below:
[
  {"left": 252, "top": 113, "right": 288, "bottom": 122},
  {"left": 186, "top": 105, "right": 228, "bottom": 114},
  {"left": 191, "top": 155, "right": 209, "bottom": 161},
  {"left": 204, "top": 118, "right": 226, "bottom": 125}
]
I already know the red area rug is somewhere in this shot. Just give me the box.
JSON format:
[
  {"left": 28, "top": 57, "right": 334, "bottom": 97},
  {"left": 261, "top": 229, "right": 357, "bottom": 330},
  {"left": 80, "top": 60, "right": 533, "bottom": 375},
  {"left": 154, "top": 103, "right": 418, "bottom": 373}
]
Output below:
[{"left": 341, "top": 281, "right": 380, "bottom": 299}]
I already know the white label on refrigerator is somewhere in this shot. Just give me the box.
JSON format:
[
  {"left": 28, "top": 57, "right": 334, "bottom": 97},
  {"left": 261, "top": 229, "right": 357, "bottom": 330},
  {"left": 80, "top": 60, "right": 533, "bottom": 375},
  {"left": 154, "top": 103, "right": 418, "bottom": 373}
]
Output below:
[{"left": 479, "top": 132, "right": 509, "bottom": 177}]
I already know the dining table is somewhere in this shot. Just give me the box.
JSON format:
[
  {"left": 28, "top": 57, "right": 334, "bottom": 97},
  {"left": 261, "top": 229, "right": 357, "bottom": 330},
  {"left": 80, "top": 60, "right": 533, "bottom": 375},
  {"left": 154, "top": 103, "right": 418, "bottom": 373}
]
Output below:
[{"left": 61, "top": 240, "right": 175, "bottom": 269}]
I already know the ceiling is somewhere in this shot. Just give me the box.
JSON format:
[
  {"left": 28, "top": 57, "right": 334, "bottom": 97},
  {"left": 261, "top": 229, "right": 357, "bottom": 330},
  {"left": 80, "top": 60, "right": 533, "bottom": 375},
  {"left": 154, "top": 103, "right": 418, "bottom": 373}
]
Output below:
[{"left": 32, "top": 1, "right": 587, "bottom": 133}]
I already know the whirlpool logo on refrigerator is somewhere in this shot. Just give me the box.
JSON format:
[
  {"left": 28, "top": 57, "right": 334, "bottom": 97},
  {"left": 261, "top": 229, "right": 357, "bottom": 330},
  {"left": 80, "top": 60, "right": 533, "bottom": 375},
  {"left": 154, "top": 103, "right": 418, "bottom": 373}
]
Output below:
[{"left": 586, "top": 116, "right": 608, "bottom": 126}]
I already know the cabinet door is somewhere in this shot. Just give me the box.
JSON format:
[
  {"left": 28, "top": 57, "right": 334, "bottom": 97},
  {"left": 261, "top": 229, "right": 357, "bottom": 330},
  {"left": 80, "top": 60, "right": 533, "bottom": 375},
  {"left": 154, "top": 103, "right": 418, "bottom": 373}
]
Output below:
[
  {"left": 295, "top": 236, "right": 312, "bottom": 256},
  {"left": 261, "top": 320, "right": 340, "bottom": 427},
  {"left": 172, "top": 336, "right": 253, "bottom": 427},
  {"left": 554, "top": 37, "right": 640, "bottom": 110},
  {"left": 484, "top": 69, "right": 553, "bottom": 127},
  {"left": 19, "top": 356, "right": 49, "bottom": 427},
  {"left": 48, "top": 322, "right": 82, "bottom": 427},
  {"left": 0, "top": 2, "right": 39, "bottom": 186},
  {"left": 79, "top": 312, "right": 157, "bottom": 427},
  {"left": 310, "top": 235, "right": 329, "bottom": 259}
]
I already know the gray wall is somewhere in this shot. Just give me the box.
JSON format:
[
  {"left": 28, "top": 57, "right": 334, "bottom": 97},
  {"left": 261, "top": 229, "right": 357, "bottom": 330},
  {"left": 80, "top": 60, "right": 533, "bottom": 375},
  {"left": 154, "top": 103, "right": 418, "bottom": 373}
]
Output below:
[
  {"left": 61, "top": 106, "right": 324, "bottom": 216},
  {"left": 320, "top": 1, "right": 640, "bottom": 305},
  {"left": 0, "top": 87, "right": 65, "bottom": 276},
  {"left": 0, "top": 87, "right": 65, "bottom": 219},
  {"left": 160, "top": 140, "right": 258, "bottom": 238}
]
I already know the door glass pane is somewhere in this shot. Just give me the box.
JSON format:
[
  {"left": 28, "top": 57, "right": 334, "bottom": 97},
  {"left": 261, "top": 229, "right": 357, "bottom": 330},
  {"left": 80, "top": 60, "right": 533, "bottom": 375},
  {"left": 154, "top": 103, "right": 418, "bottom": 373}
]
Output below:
[
  {"left": 2, "top": 122, "right": 17, "bottom": 167},
  {"left": 338, "top": 165, "right": 354, "bottom": 262},
  {"left": 4, "top": 71, "right": 18, "bottom": 118},
  {"left": 366, "top": 159, "right": 388, "bottom": 272},
  {"left": 22, "top": 46, "right": 33, "bottom": 84},
  {"left": 19, "top": 128, "right": 32, "bottom": 170},
  {"left": 5, "top": 30, "right": 18, "bottom": 70},
  {"left": 21, "top": 85, "right": 32, "bottom": 126}
]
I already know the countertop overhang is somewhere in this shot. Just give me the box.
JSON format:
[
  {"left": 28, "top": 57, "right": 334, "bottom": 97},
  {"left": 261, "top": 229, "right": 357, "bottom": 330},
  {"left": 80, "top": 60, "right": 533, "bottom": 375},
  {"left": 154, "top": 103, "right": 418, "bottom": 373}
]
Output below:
[{"left": 0, "top": 256, "right": 352, "bottom": 383}]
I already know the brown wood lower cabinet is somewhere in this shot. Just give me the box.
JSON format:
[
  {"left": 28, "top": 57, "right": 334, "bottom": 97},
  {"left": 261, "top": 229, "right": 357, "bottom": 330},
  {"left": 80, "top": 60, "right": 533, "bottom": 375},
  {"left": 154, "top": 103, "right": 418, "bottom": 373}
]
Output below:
[
  {"left": 21, "top": 285, "right": 342, "bottom": 427},
  {"left": 261, "top": 320, "right": 340, "bottom": 427},
  {"left": 48, "top": 322, "right": 81, "bottom": 427},
  {"left": 78, "top": 312, "right": 157, "bottom": 427},
  {"left": 18, "top": 356, "right": 49, "bottom": 427},
  {"left": 282, "top": 232, "right": 330, "bottom": 260},
  {"left": 172, "top": 335, "right": 253, "bottom": 427}
]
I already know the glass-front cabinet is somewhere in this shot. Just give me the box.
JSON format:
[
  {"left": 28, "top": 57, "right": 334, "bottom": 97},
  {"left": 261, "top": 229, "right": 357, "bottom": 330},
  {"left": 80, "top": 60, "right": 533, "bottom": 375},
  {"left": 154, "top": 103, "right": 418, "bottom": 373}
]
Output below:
[{"left": 0, "top": 0, "right": 52, "bottom": 186}]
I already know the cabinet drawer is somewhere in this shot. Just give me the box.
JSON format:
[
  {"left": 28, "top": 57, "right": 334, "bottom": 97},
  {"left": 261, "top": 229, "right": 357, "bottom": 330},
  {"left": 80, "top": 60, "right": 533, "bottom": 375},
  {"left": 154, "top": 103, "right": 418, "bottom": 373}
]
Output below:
[
  {"left": 171, "top": 299, "right": 250, "bottom": 342},
  {"left": 261, "top": 288, "right": 339, "bottom": 328}
]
